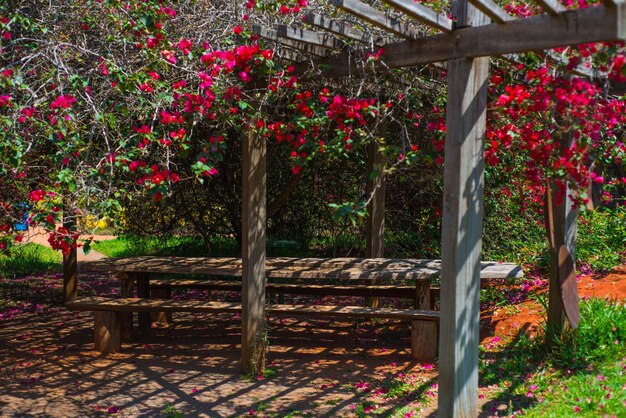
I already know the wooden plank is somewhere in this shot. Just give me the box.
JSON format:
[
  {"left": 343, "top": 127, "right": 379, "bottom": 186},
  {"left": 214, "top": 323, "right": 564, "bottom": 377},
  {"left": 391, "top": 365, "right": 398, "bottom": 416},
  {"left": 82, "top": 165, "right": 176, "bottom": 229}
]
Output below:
[
  {"left": 252, "top": 25, "right": 331, "bottom": 57},
  {"left": 438, "top": 2, "right": 489, "bottom": 416},
  {"left": 382, "top": 0, "right": 454, "bottom": 32},
  {"left": 269, "top": 304, "right": 439, "bottom": 320},
  {"left": 66, "top": 297, "right": 243, "bottom": 313},
  {"left": 468, "top": 0, "right": 513, "bottom": 23},
  {"left": 296, "top": 4, "right": 625, "bottom": 77},
  {"left": 303, "top": 13, "right": 383, "bottom": 45},
  {"left": 241, "top": 115, "right": 267, "bottom": 374},
  {"left": 276, "top": 25, "right": 347, "bottom": 50},
  {"left": 150, "top": 278, "right": 422, "bottom": 298},
  {"left": 333, "top": 0, "right": 423, "bottom": 39},
  {"left": 81, "top": 256, "right": 523, "bottom": 280},
  {"left": 535, "top": 0, "right": 565, "bottom": 15},
  {"left": 66, "top": 296, "right": 439, "bottom": 321}
]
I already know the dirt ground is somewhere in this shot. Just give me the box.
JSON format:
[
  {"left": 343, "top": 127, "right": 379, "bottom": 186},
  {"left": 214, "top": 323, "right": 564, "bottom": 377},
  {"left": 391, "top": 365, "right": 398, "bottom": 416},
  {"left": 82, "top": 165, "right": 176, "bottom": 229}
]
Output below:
[{"left": 0, "top": 267, "right": 624, "bottom": 417}]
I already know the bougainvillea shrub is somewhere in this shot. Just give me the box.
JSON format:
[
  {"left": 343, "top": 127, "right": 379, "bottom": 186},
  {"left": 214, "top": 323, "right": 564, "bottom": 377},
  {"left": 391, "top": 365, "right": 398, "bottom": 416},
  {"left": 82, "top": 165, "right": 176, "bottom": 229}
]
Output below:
[{"left": 0, "top": 0, "right": 624, "bottom": 254}]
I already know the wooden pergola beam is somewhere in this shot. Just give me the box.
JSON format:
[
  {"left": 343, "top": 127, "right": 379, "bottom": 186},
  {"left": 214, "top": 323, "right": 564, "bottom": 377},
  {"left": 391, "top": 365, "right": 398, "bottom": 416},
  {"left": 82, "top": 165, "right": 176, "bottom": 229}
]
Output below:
[
  {"left": 298, "top": 4, "right": 625, "bottom": 77},
  {"left": 535, "top": 0, "right": 566, "bottom": 15},
  {"left": 303, "top": 12, "right": 383, "bottom": 45},
  {"left": 468, "top": 0, "right": 513, "bottom": 23},
  {"left": 333, "top": 0, "right": 422, "bottom": 39},
  {"left": 276, "top": 25, "right": 347, "bottom": 50},
  {"left": 545, "top": 51, "right": 607, "bottom": 78},
  {"left": 382, "top": 0, "right": 454, "bottom": 32},
  {"left": 252, "top": 25, "right": 331, "bottom": 57}
]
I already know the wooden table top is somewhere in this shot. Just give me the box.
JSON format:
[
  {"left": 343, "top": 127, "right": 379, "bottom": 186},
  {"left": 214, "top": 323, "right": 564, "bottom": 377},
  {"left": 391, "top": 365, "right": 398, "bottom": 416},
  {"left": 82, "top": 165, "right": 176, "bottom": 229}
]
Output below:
[{"left": 79, "top": 256, "right": 523, "bottom": 282}]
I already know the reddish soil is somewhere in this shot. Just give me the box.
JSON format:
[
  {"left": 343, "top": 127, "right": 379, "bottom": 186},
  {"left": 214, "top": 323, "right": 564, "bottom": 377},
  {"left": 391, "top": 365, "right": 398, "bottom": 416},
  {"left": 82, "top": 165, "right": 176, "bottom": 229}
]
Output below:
[{"left": 480, "top": 266, "right": 626, "bottom": 345}]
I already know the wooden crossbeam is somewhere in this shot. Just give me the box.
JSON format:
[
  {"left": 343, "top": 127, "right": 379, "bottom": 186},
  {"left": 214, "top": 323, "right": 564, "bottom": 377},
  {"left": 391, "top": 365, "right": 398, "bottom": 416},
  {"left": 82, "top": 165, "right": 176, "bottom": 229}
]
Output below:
[
  {"left": 276, "top": 25, "right": 347, "bottom": 50},
  {"left": 545, "top": 51, "right": 606, "bottom": 78},
  {"left": 252, "top": 25, "right": 331, "bottom": 57},
  {"left": 333, "top": 0, "right": 422, "bottom": 39},
  {"left": 468, "top": 0, "right": 513, "bottom": 23},
  {"left": 303, "top": 13, "right": 383, "bottom": 45},
  {"left": 535, "top": 0, "right": 565, "bottom": 15},
  {"left": 382, "top": 0, "right": 454, "bottom": 32},
  {"left": 297, "top": 4, "right": 625, "bottom": 77}
]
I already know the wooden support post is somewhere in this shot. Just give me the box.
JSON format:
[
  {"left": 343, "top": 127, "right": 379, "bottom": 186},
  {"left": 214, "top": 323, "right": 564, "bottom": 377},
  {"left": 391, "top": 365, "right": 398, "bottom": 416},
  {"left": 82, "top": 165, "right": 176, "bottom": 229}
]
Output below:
[
  {"left": 94, "top": 311, "right": 122, "bottom": 354},
  {"left": 365, "top": 134, "right": 386, "bottom": 307},
  {"left": 439, "top": 2, "right": 489, "bottom": 416},
  {"left": 241, "top": 114, "right": 267, "bottom": 375},
  {"left": 62, "top": 204, "right": 77, "bottom": 302},
  {"left": 545, "top": 134, "right": 578, "bottom": 347},
  {"left": 135, "top": 272, "right": 151, "bottom": 337},
  {"left": 411, "top": 280, "right": 437, "bottom": 360},
  {"left": 365, "top": 141, "right": 386, "bottom": 259}
]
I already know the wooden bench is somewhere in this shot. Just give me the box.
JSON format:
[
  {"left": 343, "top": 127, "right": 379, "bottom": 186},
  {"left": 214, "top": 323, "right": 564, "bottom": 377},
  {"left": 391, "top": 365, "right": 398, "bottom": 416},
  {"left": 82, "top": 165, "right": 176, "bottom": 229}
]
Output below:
[
  {"left": 149, "top": 278, "right": 438, "bottom": 306},
  {"left": 65, "top": 296, "right": 439, "bottom": 360}
]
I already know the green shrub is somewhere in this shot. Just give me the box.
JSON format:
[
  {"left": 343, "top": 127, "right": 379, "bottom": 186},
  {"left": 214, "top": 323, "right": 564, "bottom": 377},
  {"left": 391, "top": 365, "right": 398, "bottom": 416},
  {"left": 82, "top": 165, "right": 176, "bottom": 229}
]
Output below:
[{"left": 576, "top": 206, "right": 626, "bottom": 270}]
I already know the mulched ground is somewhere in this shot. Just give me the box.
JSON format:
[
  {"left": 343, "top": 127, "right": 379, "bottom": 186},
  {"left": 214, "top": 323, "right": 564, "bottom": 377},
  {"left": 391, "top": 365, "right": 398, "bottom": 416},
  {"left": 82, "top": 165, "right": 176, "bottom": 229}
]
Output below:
[{"left": 0, "top": 266, "right": 624, "bottom": 417}]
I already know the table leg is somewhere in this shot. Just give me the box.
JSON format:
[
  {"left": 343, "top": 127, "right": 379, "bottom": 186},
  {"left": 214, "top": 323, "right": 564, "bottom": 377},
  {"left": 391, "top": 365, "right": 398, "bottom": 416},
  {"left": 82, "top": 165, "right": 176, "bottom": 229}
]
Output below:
[
  {"left": 411, "top": 280, "right": 437, "bottom": 361},
  {"left": 136, "top": 272, "right": 151, "bottom": 337},
  {"left": 118, "top": 273, "right": 135, "bottom": 342},
  {"left": 151, "top": 287, "right": 172, "bottom": 326}
]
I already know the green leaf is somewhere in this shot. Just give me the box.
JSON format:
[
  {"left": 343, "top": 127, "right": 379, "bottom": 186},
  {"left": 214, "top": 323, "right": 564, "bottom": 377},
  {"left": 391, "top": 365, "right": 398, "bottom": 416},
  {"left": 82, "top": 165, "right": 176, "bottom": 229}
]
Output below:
[{"left": 82, "top": 240, "right": 91, "bottom": 255}]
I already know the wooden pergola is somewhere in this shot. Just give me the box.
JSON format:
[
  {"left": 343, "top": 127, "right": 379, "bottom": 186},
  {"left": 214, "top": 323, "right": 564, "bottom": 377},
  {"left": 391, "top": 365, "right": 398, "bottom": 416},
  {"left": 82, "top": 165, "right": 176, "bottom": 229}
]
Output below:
[
  {"left": 57, "top": 1, "right": 624, "bottom": 416},
  {"left": 237, "top": 1, "right": 625, "bottom": 417}
]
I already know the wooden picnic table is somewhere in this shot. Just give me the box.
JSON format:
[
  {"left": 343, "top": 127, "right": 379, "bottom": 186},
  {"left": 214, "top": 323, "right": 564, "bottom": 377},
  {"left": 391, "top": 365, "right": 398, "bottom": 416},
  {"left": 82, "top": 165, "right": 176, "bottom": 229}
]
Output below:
[
  {"left": 80, "top": 256, "right": 523, "bottom": 282},
  {"left": 70, "top": 256, "right": 523, "bottom": 357}
]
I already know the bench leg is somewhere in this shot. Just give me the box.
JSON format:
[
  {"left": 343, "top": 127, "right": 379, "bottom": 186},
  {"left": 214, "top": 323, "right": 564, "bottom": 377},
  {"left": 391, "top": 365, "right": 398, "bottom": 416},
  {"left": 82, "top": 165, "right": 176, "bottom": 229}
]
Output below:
[
  {"left": 94, "top": 311, "right": 122, "bottom": 354},
  {"left": 411, "top": 281, "right": 437, "bottom": 361},
  {"left": 151, "top": 287, "right": 173, "bottom": 326}
]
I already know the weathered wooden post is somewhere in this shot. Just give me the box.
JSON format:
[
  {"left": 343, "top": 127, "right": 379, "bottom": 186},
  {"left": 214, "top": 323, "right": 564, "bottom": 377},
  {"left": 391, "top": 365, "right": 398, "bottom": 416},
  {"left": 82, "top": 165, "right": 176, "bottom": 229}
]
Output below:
[
  {"left": 365, "top": 122, "right": 386, "bottom": 308},
  {"left": 365, "top": 142, "right": 386, "bottom": 260},
  {"left": 439, "top": 2, "right": 489, "bottom": 416},
  {"left": 545, "top": 131, "right": 579, "bottom": 347},
  {"left": 62, "top": 201, "right": 77, "bottom": 302},
  {"left": 241, "top": 109, "right": 267, "bottom": 374}
]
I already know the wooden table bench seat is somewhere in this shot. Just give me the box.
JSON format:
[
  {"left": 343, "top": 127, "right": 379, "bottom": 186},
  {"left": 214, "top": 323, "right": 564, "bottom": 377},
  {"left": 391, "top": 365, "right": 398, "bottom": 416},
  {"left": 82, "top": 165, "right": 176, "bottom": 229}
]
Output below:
[
  {"left": 66, "top": 296, "right": 439, "bottom": 359},
  {"left": 150, "top": 278, "right": 437, "bottom": 303}
]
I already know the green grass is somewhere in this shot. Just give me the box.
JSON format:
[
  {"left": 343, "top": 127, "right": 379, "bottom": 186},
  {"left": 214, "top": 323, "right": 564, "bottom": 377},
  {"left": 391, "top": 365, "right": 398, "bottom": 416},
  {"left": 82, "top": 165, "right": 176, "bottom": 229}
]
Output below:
[
  {"left": 92, "top": 235, "right": 236, "bottom": 258},
  {"left": 0, "top": 243, "right": 62, "bottom": 278},
  {"left": 479, "top": 298, "right": 626, "bottom": 417},
  {"left": 93, "top": 235, "right": 307, "bottom": 258}
]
